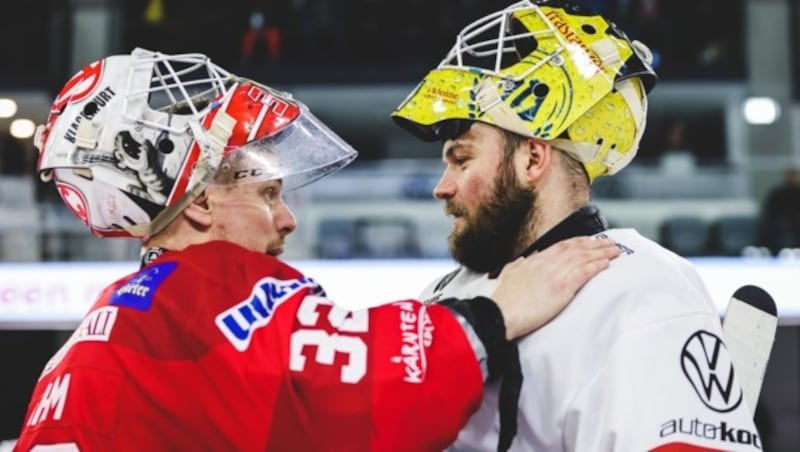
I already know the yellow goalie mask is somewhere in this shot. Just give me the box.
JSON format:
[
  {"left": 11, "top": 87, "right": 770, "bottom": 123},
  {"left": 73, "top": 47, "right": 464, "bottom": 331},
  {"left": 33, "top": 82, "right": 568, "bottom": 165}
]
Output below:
[{"left": 391, "top": 0, "right": 657, "bottom": 182}]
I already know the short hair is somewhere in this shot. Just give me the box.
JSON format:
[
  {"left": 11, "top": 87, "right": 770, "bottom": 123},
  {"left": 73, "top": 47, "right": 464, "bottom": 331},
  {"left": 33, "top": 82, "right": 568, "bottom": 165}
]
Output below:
[
  {"left": 498, "top": 128, "right": 590, "bottom": 200},
  {"left": 499, "top": 129, "right": 527, "bottom": 161}
]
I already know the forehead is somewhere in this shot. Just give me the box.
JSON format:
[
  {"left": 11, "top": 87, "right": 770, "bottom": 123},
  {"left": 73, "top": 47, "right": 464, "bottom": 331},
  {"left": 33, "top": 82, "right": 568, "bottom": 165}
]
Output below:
[{"left": 443, "top": 122, "right": 504, "bottom": 156}]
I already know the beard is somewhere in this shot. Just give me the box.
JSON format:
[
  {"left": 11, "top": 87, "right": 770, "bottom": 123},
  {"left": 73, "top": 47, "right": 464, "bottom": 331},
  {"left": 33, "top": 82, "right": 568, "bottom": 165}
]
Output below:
[{"left": 447, "top": 165, "right": 535, "bottom": 273}]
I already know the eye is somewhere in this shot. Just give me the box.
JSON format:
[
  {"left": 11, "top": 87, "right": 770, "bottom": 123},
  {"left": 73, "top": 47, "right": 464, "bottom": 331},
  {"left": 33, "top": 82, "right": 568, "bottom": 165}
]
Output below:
[
  {"left": 263, "top": 186, "right": 279, "bottom": 201},
  {"left": 453, "top": 155, "right": 469, "bottom": 168}
]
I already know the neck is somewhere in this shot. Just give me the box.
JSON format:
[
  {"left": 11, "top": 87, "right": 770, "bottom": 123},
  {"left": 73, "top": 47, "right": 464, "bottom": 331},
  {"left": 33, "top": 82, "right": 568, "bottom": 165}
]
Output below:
[
  {"left": 144, "top": 217, "right": 208, "bottom": 252},
  {"left": 517, "top": 168, "right": 590, "bottom": 253}
]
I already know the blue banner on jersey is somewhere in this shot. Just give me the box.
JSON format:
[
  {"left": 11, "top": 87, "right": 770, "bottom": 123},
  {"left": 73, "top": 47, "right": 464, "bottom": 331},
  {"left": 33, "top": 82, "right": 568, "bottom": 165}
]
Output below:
[
  {"left": 216, "top": 276, "right": 321, "bottom": 351},
  {"left": 110, "top": 261, "right": 177, "bottom": 311}
]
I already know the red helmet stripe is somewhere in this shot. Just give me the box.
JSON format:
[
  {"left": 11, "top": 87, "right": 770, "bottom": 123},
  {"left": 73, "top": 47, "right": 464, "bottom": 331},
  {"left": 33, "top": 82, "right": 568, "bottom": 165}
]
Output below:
[
  {"left": 167, "top": 140, "right": 202, "bottom": 205},
  {"left": 248, "top": 101, "right": 270, "bottom": 142}
]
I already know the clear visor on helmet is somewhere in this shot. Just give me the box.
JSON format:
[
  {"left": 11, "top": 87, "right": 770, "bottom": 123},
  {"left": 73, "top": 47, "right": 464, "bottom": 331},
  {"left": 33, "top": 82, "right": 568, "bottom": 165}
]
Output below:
[{"left": 210, "top": 103, "right": 358, "bottom": 190}]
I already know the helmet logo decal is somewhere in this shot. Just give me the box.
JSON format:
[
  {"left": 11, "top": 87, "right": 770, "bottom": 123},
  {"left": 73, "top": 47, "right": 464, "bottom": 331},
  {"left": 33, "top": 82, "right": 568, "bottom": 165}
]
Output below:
[
  {"left": 112, "top": 131, "right": 173, "bottom": 204},
  {"left": 63, "top": 86, "right": 117, "bottom": 144},
  {"left": 234, "top": 168, "right": 267, "bottom": 180},
  {"left": 245, "top": 85, "right": 292, "bottom": 117},
  {"left": 214, "top": 84, "right": 301, "bottom": 148},
  {"left": 427, "top": 87, "right": 459, "bottom": 103},
  {"left": 468, "top": 77, "right": 486, "bottom": 120},
  {"left": 544, "top": 10, "right": 603, "bottom": 70},
  {"left": 507, "top": 79, "right": 549, "bottom": 124},
  {"left": 56, "top": 181, "right": 91, "bottom": 227}
]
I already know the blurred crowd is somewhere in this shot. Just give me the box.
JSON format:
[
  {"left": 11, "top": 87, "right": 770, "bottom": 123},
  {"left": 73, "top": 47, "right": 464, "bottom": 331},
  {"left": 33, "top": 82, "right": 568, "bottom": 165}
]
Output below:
[
  {"left": 123, "top": 0, "right": 746, "bottom": 81},
  {"left": 0, "top": 0, "right": 751, "bottom": 87}
]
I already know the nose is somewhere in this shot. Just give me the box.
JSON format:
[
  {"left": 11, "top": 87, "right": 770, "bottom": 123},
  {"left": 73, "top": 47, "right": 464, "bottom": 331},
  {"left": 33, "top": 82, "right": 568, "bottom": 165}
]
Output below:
[
  {"left": 433, "top": 171, "right": 455, "bottom": 200},
  {"left": 275, "top": 199, "right": 297, "bottom": 236}
]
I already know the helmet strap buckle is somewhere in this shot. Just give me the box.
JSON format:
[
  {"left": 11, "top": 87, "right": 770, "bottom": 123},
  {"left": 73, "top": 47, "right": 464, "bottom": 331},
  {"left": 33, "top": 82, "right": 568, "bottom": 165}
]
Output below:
[{"left": 75, "top": 117, "right": 101, "bottom": 150}]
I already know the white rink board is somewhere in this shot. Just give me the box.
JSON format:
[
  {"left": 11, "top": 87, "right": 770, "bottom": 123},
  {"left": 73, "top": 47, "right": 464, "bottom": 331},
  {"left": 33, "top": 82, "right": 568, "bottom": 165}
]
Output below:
[{"left": 0, "top": 257, "right": 797, "bottom": 328}]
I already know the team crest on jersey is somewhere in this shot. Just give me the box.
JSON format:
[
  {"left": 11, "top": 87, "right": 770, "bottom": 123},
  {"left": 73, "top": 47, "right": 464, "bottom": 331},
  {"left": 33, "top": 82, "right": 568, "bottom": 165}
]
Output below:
[
  {"left": 216, "top": 276, "right": 321, "bottom": 352},
  {"left": 110, "top": 261, "right": 177, "bottom": 311}
]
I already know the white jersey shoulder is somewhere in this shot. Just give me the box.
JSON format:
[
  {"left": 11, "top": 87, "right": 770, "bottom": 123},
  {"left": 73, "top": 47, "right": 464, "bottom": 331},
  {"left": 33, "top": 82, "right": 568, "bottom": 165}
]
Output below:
[{"left": 428, "top": 229, "right": 762, "bottom": 452}]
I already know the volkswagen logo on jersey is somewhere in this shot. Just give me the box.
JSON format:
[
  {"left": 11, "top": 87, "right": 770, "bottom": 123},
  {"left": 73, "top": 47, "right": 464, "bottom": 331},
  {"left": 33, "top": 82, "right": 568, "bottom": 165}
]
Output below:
[{"left": 680, "top": 330, "right": 743, "bottom": 413}]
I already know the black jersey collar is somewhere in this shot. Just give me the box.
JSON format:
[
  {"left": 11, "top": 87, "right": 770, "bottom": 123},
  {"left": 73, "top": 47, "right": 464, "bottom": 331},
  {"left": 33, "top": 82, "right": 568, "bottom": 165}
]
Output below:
[{"left": 489, "top": 204, "right": 608, "bottom": 277}]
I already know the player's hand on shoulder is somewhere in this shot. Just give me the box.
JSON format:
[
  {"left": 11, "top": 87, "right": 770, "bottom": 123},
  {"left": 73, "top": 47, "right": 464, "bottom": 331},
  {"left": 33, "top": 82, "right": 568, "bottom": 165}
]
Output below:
[{"left": 491, "top": 236, "right": 620, "bottom": 340}]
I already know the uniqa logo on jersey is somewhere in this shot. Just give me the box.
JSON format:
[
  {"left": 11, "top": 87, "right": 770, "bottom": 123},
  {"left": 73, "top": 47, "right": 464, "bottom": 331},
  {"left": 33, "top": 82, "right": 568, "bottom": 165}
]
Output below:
[{"left": 216, "top": 276, "right": 320, "bottom": 351}]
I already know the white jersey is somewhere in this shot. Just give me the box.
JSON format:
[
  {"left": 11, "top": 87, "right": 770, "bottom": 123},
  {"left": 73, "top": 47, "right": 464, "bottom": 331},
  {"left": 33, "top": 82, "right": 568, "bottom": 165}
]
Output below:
[{"left": 421, "top": 228, "right": 762, "bottom": 452}]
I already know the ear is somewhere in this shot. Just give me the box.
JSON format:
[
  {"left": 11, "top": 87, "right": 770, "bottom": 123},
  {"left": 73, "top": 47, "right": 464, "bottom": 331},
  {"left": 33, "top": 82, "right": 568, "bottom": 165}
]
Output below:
[
  {"left": 522, "top": 137, "right": 551, "bottom": 184},
  {"left": 182, "top": 191, "right": 212, "bottom": 228}
]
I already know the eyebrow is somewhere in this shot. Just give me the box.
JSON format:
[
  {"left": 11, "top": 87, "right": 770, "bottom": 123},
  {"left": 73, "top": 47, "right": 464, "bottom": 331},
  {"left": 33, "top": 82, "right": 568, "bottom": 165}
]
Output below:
[
  {"left": 443, "top": 142, "right": 470, "bottom": 161},
  {"left": 259, "top": 179, "right": 283, "bottom": 191}
]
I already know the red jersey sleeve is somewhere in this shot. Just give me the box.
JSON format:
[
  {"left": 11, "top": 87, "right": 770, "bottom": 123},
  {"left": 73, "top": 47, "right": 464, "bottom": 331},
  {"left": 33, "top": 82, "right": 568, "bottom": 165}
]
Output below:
[{"left": 265, "top": 295, "right": 485, "bottom": 452}]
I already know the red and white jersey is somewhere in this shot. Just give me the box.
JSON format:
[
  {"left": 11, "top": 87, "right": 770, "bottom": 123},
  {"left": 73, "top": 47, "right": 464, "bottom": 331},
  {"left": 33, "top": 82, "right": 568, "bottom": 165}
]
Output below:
[
  {"left": 421, "top": 228, "right": 762, "bottom": 452},
  {"left": 15, "top": 240, "right": 484, "bottom": 452}
]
